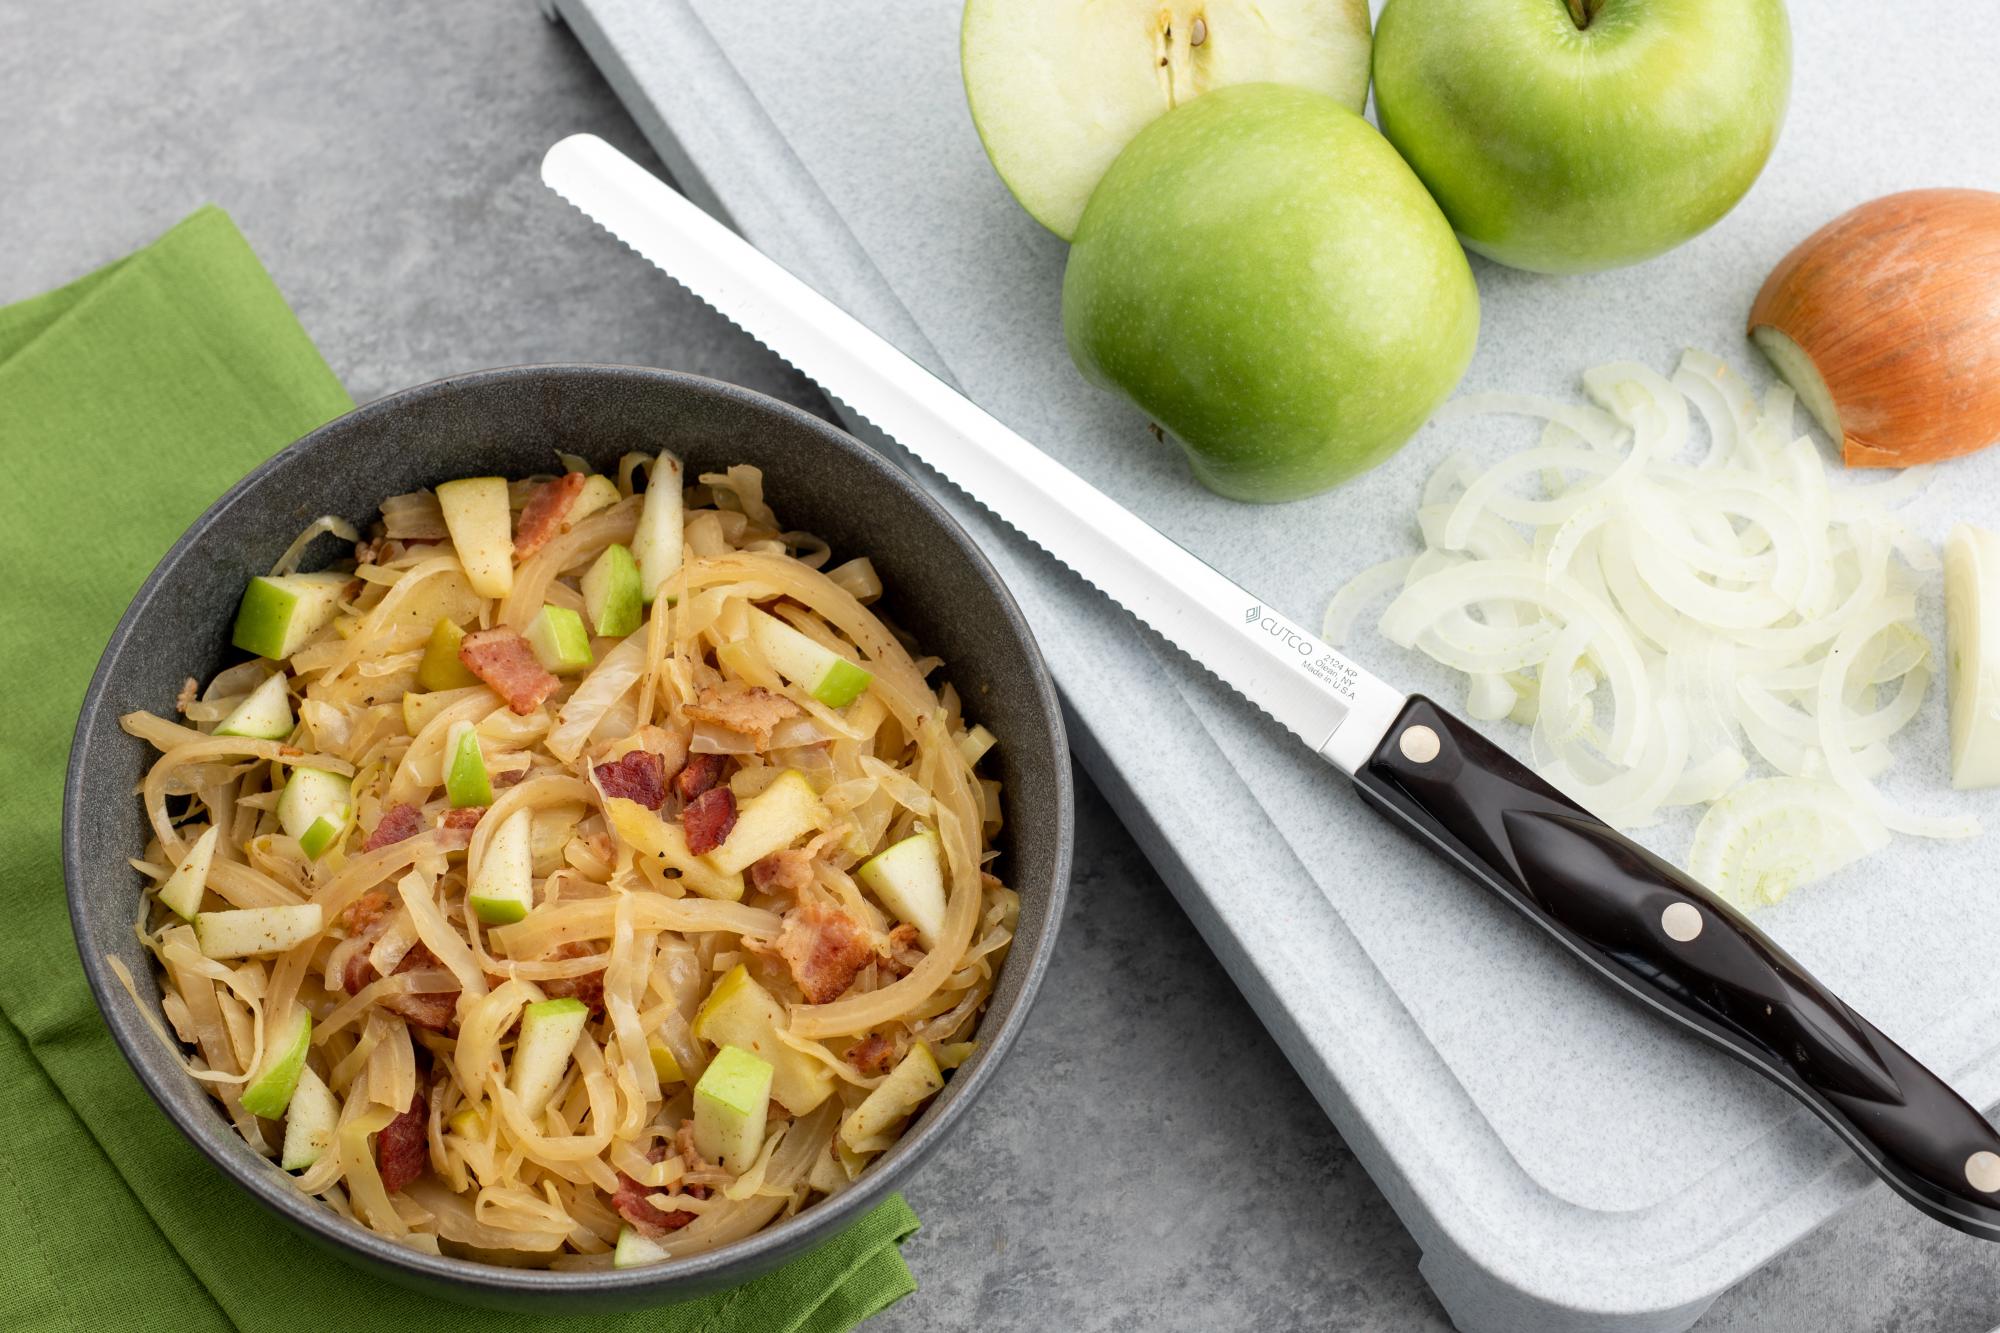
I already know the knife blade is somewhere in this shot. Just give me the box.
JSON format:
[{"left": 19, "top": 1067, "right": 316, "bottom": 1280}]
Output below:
[{"left": 541, "top": 131, "right": 2000, "bottom": 1240}]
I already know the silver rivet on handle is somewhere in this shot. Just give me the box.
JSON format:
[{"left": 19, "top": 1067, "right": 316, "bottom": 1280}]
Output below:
[
  {"left": 1661, "top": 902, "right": 1703, "bottom": 942},
  {"left": 1398, "top": 725, "right": 1440, "bottom": 764}
]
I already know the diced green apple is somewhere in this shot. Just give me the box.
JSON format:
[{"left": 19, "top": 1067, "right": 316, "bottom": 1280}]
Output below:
[
  {"left": 194, "top": 903, "right": 324, "bottom": 958},
  {"left": 648, "top": 1041, "right": 685, "bottom": 1084},
  {"left": 298, "top": 811, "right": 348, "bottom": 860},
  {"left": 280, "top": 1065, "right": 339, "bottom": 1170},
  {"left": 240, "top": 1005, "right": 313, "bottom": 1118},
  {"left": 839, "top": 1042, "right": 944, "bottom": 1149},
  {"left": 444, "top": 721, "right": 493, "bottom": 807},
  {"left": 748, "top": 608, "right": 872, "bottom": 708},
  {"left": 158, "top": 825, "right": 219, "bottom": 921},
  {"left": 693, "top": 1044, "right": 774, "bottom": 1172},
  {"left": 692, "top": 964, "right": 834, "bottom": 1114},
  {"left": 436, "top": 476, "right": 514, "bottom": 598},
  {"left": 231, "top": 572, "right": 349, "bottom": 660},
  {"left": 855, "top": 830, "right": 947, "bottom": 949},
  {"left": 510, "top": 996, "right": 589, "bottom": 1118},
  {"left": 524, "top": 604, "right": 593, "bottom": 675},
  {"left": 278, "top": 766, "right": 351, "bottom": 859},
  {"left": 468, "top": 807, "right": 534, "bottom": 924},
  {"left": 581, "top": 544, "right": 643, "bottom": 638},
  {"left": 613, "top": 1225, "right": 669, "bottom": 1268},
  {"left": 212, "top": 672, "right": 294, "bottom": 740},
  {"left": 417, "top": 617, "right": 480, "bottom": 691},
  {"left": 629, "top": 451, "right": 685, "bottom": 604},
  {"left": 570, "top": 474, "right": 622, "bottom": 528},
  {"left": 706, "top": 770, "right": 828, "bottom": 875}
]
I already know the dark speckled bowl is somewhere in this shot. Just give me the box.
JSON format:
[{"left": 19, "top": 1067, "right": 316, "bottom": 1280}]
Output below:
[{"left": 63, "top": 365, "right": 1071, "bottom": 1310}]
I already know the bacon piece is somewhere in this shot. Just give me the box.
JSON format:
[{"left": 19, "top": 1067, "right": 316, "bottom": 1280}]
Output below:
[
  {"left": 676, "top": 751, "right": 726, "bottom": 802},
  {"left": 458, "top": 629, "right": 560, "bottom": 715},
  {"left": 362, "top": 803, "right": 423, "bottom": 852},
  {"left": 513, "top": 472, "right": 588, "bottom": 559},
  {"left": 335, "top": 889, "right": 393, "bottom": 936},
  {"left": 613, "top": 1141, "right": 707, "bottom": 1236},
  {"left": 684, "top": 683, "right": 798, "bottom": 746},
  {"left": 594, "top": 750, "right": 668, "bottom": 810},
  {"left": 442, "top": 805, "right": 485, "bottom": 831},
  {"left": 376, "top": 1086, "right": 430, "bottom": 1193},
  {"left": 844, "top": 1032, "right": 897, "bottom": 1077},
  {"left": 749, "top": 847, "right": 815, "bottom": 896},
  {"left": 775, "top": 902, "right": 878, "bottom": 1004},
  {"left": 538, "top": 941, "right": 606, "bottom": 1014},
  {"left": 343, "top": 943, "right": 460, "bottom": 1033},
  {"left": 681, "top": 787, "right": 737, "bottom": 856}
]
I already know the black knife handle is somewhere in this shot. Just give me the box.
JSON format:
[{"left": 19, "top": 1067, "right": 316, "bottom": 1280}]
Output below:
[{"left": 1352, "top": 695, "right": 2000, "bottom": 1240}]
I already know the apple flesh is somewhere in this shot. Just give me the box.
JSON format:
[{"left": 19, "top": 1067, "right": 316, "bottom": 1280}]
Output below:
[
  {"left": 705, "top": 770, "right": 828, "bottom": 875},
  {"left": 509, "top": 996, "right": 589, "bottom": 1118},
  {"left": 240, "top": 1005, "right": 312, "bottom": 1119},
  {"left": 581, "top": 543, "right": 643, "bottom": 637},
  {"left": 693, "top": 963, "right": 835, "bottom": 1114},
  {"left": 280, "top": 1065, "right": 338, "bottom": 1170},
  {"left": 839, "top": 1043, "right": 944, "bottom": 1150},
  {"left": 277, "top": 767, "right": 351, "bottom": 860},
  {"left": 855, "top": 830, "right": 946, "bottom": 949},
  {"left": 1371, "top": 0, "right": 1791, "bottom": 274},
  {"left": 962, "top": 0, "right": 1372, "bottom": 241},
  {"left": 748, "top": 608, "right": 872, "bottom": 707},
  {"left": 525, "top": 604, "right": 594, "bottom": 675},
  {"left": 444, "top": 720, "right": 493, "bottom": 808},
  {"left": 1063, "top": 84, "right": 1479, "bottom": 502},
  {"left": 193, "top": 903, "right": 323, "bottom": 959},
  {"left": 436, "top": 476, "right": 514, "bottom": 598},
  {"left": 468, "top": 807, "right": 535, "bottom": 924},
  {"left": 417, "top": 617, "right": 479, "bottom": 691},
  {"left": 629, "top": 451, "right": 685, "bottom": 604},
  {"left": 158, "top": 825, "right": 219, "bottom": 922},
  {"left": 693, "top": 1043, "right": 774, "bottom": 1172},
  {"left": 212, "top": 671, "right": 294, "bottom": 740},
  {"left": 231, "top": 572, "right": 348, "bottom": 660}
]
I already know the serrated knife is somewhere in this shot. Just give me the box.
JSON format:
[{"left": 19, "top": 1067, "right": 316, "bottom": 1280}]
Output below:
[{"left": 541, "top": 131, "right": 2000, "bottom": 1240}]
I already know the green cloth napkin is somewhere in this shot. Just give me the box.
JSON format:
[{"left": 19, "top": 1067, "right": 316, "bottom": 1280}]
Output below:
[{"left": 0, "top": 206, "right": 919, "bottom": 1333}]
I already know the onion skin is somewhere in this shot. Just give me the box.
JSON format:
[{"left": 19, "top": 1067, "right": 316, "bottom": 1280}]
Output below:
[{"left": 1748, "top": 188, "right": 2000, "bottom": 468}]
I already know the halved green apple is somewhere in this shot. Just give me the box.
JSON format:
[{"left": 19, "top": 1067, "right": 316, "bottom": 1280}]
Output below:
[
  {"left": 212, "top": 671, "right": 295, "bottom": 740},
  {"left": 436, "top": 476, "right": 514, "bottom": 598},
  {"left": 278, "top": 767, "right": 351, "bottom": 860},
  {"left": 693, "top": 1044, "right": 774, "bottom": 1172},
  {"left": 158, "top": 825, "right": 219, "bottom": 922},
  {"left": 280, "top": 1065, "right": 338, "bottom": 1170},
  {"left": 855, "top": 830, "right": 946, "bottom": 949},
  {"left": 417, "top": 616, "right": 480, "bottom": 691},
  {"left": 510, "top": 996, "right": 589, "bottom": 1118},
  {"left": 629, "top": 451, "right": 685, "bottom": 604},
  {"left": 525, "top": 604, "right": 593, "bottom": 675},
  {"left": 468, "top": 807, "right": 535, "bottom": 924},
  {"left": 582, "top": 543, "right": 643, "bottom": 637},
  {"left": 240, "top": 1005, "right": 313, "bottom": 1118},
  {"left": 231, "top": 571, "right": 349, "bottom": 660},
  {"left": 961, "top": 0, "right": 1373, "bottom": 240},
  {"left": 444, "top": 720, "right": 493, "bottom": 808},
  {"left": 748, "top": 608, "right": 871, "bottom": 707}
]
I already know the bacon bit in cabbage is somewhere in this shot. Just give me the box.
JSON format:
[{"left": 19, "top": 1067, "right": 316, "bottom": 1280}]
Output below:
[{"left": 682, "top": 787, "right": 737, "bottom": 856}]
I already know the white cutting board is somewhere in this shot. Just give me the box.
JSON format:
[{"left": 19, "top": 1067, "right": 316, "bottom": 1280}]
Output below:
[{"left": 545, "top": 2, "right": 2000, "bottom": 1327}]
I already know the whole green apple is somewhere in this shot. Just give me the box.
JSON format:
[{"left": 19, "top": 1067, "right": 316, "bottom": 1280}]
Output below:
[
  {"left": 1372, "top": 0, "right": 1791, "bottom": 274},
  {"left": 1062, "top": 84, "right": 1480, "bottom": 503}
]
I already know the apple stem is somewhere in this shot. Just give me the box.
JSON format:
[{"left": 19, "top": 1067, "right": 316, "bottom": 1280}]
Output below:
[{"left": 1562, "top": 0, "right": 1601, "bottom": 28}]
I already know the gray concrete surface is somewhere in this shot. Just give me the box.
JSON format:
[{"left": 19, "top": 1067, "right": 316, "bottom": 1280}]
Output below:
[{"left": 3, "top": 1, "right": 1997, "bottom": 1328}]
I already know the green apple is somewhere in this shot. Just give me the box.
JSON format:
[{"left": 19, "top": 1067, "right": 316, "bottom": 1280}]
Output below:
[
  {"left": 648, "top": 1041, "right": 685, "bottom": 1085},
  {"left": 278, "top": 767, "right": 351, "bottom": 860},
  {"left": 748, "top": 608, "right": 871, "bottom": 707},
  {"left": 212, "top": 671, "right": 294, "bottom": 740},
  {"left": 280, "top": 1065, "right": 338, "bottom": 1170},
  {"left": 629, "top": 451, "right": 685, "bottom": 604},
  {"left": 402, "top": 683, "right": 488, "bottom": 735},
  {"left": 613, "top": 1225, "right": 669, "bottom": 1268},
  {"left": 444, "top": 721, "right": 493, "bottom": 808},
  {"left": 436, "top": 476, "right": 514, "bottom": 598},
  {"left": 240, "top": 1005, "right": 312, "bottom": 1118},
  {"left": 693, "top": 1044, "right": 775, "bottom": 1172},
  {"left": 855, "top": 831, "right": 946, "bottom": 949},
  {"left": 1062, "top": 85, "right": 1479, "bottom": 502},
  {"left": 417, "top": 616, "right": 480, "bottom": 691},
  {"left": 468, "top": 807, "right": 535, "bottom": 924},
  {"left": 158, "top": 825, "right": 219, "bottom": 922},
  {"left": 705, "top": 770, "right": 828, "bottom": 875},
  {"left": 525, "top": 604, "right": 593, "bottom": 675},
  {"left": 231, "top": 572, "right": 348, "bottom": 660},
  {"left": 510, "top": 996, "right": 589, "bottom": 1118},
  {"left": 604, "top": 799, "right": 746, "bottom": 902},
  {"left": 193, "top": 903, "right": 323, "bottom": 959},
  {"left": 961, "top": 0, "right": 1372, "bottom": 241},
  {"left": 581, "top": 544, "right": 644, "bottom": 638},
  {"left": 1372, "top": 0, "right": 1791, "bottom": 274},
  {"left": 692, "top": 964, "right": 835, "bottom": 1114},
  {"left": 839, "top": 1043, "right": 944, "bottom": 1150}
]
